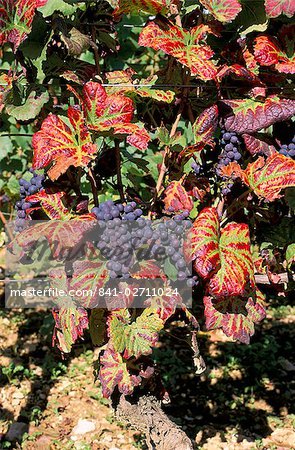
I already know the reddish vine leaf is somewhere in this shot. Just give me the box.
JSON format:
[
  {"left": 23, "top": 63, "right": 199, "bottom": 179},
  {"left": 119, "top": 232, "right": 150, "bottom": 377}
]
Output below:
[
  {"left": 144, "top": 280, "right": 183, "bottom": 322},
  {"left": 105, "top": 70, "right": 175, "bottom": 103},
  {"left": 241, "top": 153, "right": 295, "bottom": 201},
  {"left": 70, "top": 257, "right": 109, "bottom": 308},
  {"left": 264, "top": 0, "right": 295, "bottom": 18},
  {"left": 190, "top": 207, "right": 220, "bottom": 279},
  {"left": 139, "top": 22, "right": 217, "bottom": 81},
  {"left": 131, "top": 260, "right": 166, "bottom": 280},
  {"left": 108, "top": 308, "right": 163, "bottom": 359},
  {"left": 199, "top": 0, "right": 242, "bottom": 23},
  {"left": 221, "top": 96, "right": 295, "bottom": 134},
  {"left": 0, "top": 0, "right": 40, "bottom": 52},
  {"left": 99, "top": 346, "right": 141, "bottom": 398},
  {"left": 9, "top": 216, "right": 96, "bottom": 259},
  {"left": 208, "top": 222, "right": 255, "bottom": 298},
  {"left": 242, "top": 133, "right": 276, "bottom": 156},
  {"left": 32, "top": 106, "right": 97, "bottom": 181},
  {"left": 163, "top": 180, "right": 194, "bottom": 214},
  {"left": 217, "top": 64, "right": 261, "bottom": 83},
  {"left": 26, "top": 191, "right": 71, "bottom": 219},
  {"left": 204, "top": 289, "right": 266, "bottom": 344},
  {"left": 183, "top": 105, "right": 218, "bottom": 156},
  {"left": 254, "top": 36, "right": 295, "bottom": 74},
  {"left": 113, "top": 0, "right": 169, "bottom": 18},
  {"left": 81, "top": 82, "right": 150, "bottom": 150},
  {"left": 0, "top": 73, "right": 15, "bottom": 111},
  {"left": 52, "top": 307, "right": 89, "bottom": 353}
]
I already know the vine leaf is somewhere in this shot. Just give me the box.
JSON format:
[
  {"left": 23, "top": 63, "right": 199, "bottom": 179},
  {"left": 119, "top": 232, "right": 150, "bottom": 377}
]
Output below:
[
  {"left": 131, "top": 260, "right": 166, "bottom": 280},
  {"left": 81, "top": 82, "right": 150, "bottom": 150},
  {"left": 0, "top": 73, "right": 15, "bottom": 112},
  {"left": 108, "top": 308, "right": 164, "bottom": 359},
  {"left": 221, "top": 96, "right": 295, "bottom": 134},
  {"left": 183, "top": 105, "right": 218, "bottom": 155},
  {"left": 52, "top": 307, "right": 89, "bottom": 353},
  {"left": 242, "top": 133, "right": 276, "bottom": 156},
  {"left": 105, "top": 70, "right": 175, "bottom": 103},
  {"left": 70, "top": 257, "right": 109, "bottom": 308},
  {"left": 241, "top": 153, "right": 295, "bottom": 201},
  {"left": 8, "top": 216, "right": 96, "bottom": 259},
  {"left": 32, "top": 105, "right": 97, "bottom": 181},
  {"left": 190, "top": 207, "right": 220, "bottom": 279},
  {"left": 254, "top": 35, "right": 295, "bottom": 74},
  {"left": 139, "top": 22, "right": 217, "bottom": 80},
  {"left": 264, "top": 0, "right": 295, "bottom": 18},
  {"left": 5, "top": 90, "right": 49, "bottom": 121},
  {"left": 113, "top": 0, "right": 169, "bottom": 17},
  {"left": 26, "top": 191, "right": 71, "bottom": 219},
  {"left": 208, "top": 222, "right": 255, "bottom": 298},
  {"left": 0, "top": 0, "right": 39, "bottom": 51},
  {"left": 204, "top": 289, "right": 266, "bottom": 344},
  {"left": 99, "top": 346, "right": 141, "bottom": 398},
  {"left": 163, "top": 180, "right": 194, "bottom": 213},
  {"left": 199, "top": 0, "right": 242, "bottom": 23}
]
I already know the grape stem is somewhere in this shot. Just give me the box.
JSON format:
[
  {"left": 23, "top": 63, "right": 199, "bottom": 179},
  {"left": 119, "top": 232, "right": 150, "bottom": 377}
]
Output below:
[
  {"left": 87, "top": 168, "right": 99, "bottom": 207},
  {"left": 115, "top": 139, "right": 125, "bottom": 203},
  {"left": 0, "top": 210, "right": 14, "bottom": 241}
]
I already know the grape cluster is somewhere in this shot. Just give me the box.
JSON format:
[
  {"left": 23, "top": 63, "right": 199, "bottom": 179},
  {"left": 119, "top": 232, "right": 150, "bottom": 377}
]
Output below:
[
  {"left": 91, "top": 200, "right": 143, "bottom": 221},
  {"left": 279, "top": 137, "right": 295, "bottom": 159},
  {"left": 191, "top": 162, "right": 201, "bottom": 175},
  {"left": 15, "top": 169, "right": 45, "bottom": 232},
  {"left": 92, "top": 201, "right": 197, "bottom": 287},
  {"left": 217, "top": 131, "right": 242, "bottom": 169}
]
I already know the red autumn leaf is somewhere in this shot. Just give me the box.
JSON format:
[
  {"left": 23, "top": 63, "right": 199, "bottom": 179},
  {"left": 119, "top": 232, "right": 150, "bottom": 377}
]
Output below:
[
  {"left": 52, "top": 306, "right": 89, "bottom": 353},
  {"left": 204, "top": 289, "right": 266, "bottom": 344},
  {"left": 190, "top": 207, "right": 220, "bottom": 279},
  {"left": 183, "top": 105, "right": 218, "bottom": 156},
  {"left": 240, "top": 153, "right": 295, "bottom": 201},
  {"left": 8, "top": 216, "right": 96, "bottom": 259},
  {"left": 81, "top": 82, "right": 150, "bottom": 150},
  {"left": 221, "top": 96, "right": 295, "bottom": 134},
  {"left": 199, "top": 0, "right": 242, "bottom": 22},
  {"left": 26, "top": 191, "right": 71, "bottom": 219},
  {"left": 163, "top": 180, "right": 194, "bottom": 213},
  {"left": 113, "top": 0, "right": 169, "bottom": 18},
  {"left": 217, "top": 64, "right": 262, "bottom": 83},
  {"left": 242, "top": 133, "right": 276, "bottom": 156},
  {"left": 99, "top": 345, "right": 141, "bottom": 397},
  {"left": 0, "top": 72, "right": 15, "bottom": 112},
  {"left": 139, "top": 22, "right": 217, "bottom": 81},
  {"left": 200, "top": 0, "right": 242, "bottom": 22},
  {"left": 208, "top": 222, "right": 255, "bottom": 298},
  {"left": 131, "top": 260, "right": 166, "bottom": 280},
  {"left": 70, "top": 257, "right": 109, "bottom": 308},
  {"left": 264, "top": 0, "right": 295, "bottom": 18},
  {"left": 144, "top": 280, "right": 182, "bottom": 322},
  {"left": 254, "top": 35, "right": 295, "bottom": 74},
  {"left": 32, "top": 105, "right": 97, "bottom": 181},
  {"left": 0, "top": 0, "right": 39, "bottom": 52}
]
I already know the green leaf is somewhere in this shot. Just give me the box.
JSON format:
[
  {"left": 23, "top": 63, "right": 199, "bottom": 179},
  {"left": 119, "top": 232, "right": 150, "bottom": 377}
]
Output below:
[
  {"left": 109, "top": 308, "right": 163, "bottom": 358},
  {"left": 286, "top": 244, "right": 295, "bottom": 269},
  {"left": 38, "top": 0, "right": 80, "bottom": 17},
  {"left": 0, "top": 136, "right": 13, "bottom": 160},
  {"left": 5, "top": 90, "right": 49, "bottom": 121},
  {"left": 4, "top": 175, "right": 20, "bottom": 197}
]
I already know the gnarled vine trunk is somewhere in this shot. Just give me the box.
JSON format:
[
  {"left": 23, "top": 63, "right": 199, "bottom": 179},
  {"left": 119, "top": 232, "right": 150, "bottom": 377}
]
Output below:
[{"left": 116, "top": 395, "right": 193, "bottom": 450}]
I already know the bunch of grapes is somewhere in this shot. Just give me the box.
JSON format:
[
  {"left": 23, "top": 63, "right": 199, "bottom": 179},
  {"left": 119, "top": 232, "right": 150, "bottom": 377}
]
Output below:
[
  {"left": 216, "top": 130, "right": 242, "bottom": 172},
  {"left": 92, "top": 200, "right": 197, "bottom": 287},
  {"left": 191, "top": 162, "right": 201, "bottom": 175},
  {"left": 15, "top": 169, "right": 45, "bottom": 232},
  {"left": 279, "top": 137, "right": 295, "bottom": 159},
  {"left": 91, "top": 200, "right": 143, "bottom": 221}
]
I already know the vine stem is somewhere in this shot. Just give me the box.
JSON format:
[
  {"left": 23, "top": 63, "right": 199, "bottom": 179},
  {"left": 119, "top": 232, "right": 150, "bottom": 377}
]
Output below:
[
  {"left": 115, "top": 140, "right": 125, "bottom": 202},
  {"left": 0, "top": 210, "right": 14, "bottom": 241},
  {"left": 87, "top": 168, "right": 99, "bottom": 207},
  {"left": 149, "top": 104, "right": 184, "bottom": 218},
  {"left": 91, "top": 27, "right": 101, "bottom": 76}
]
